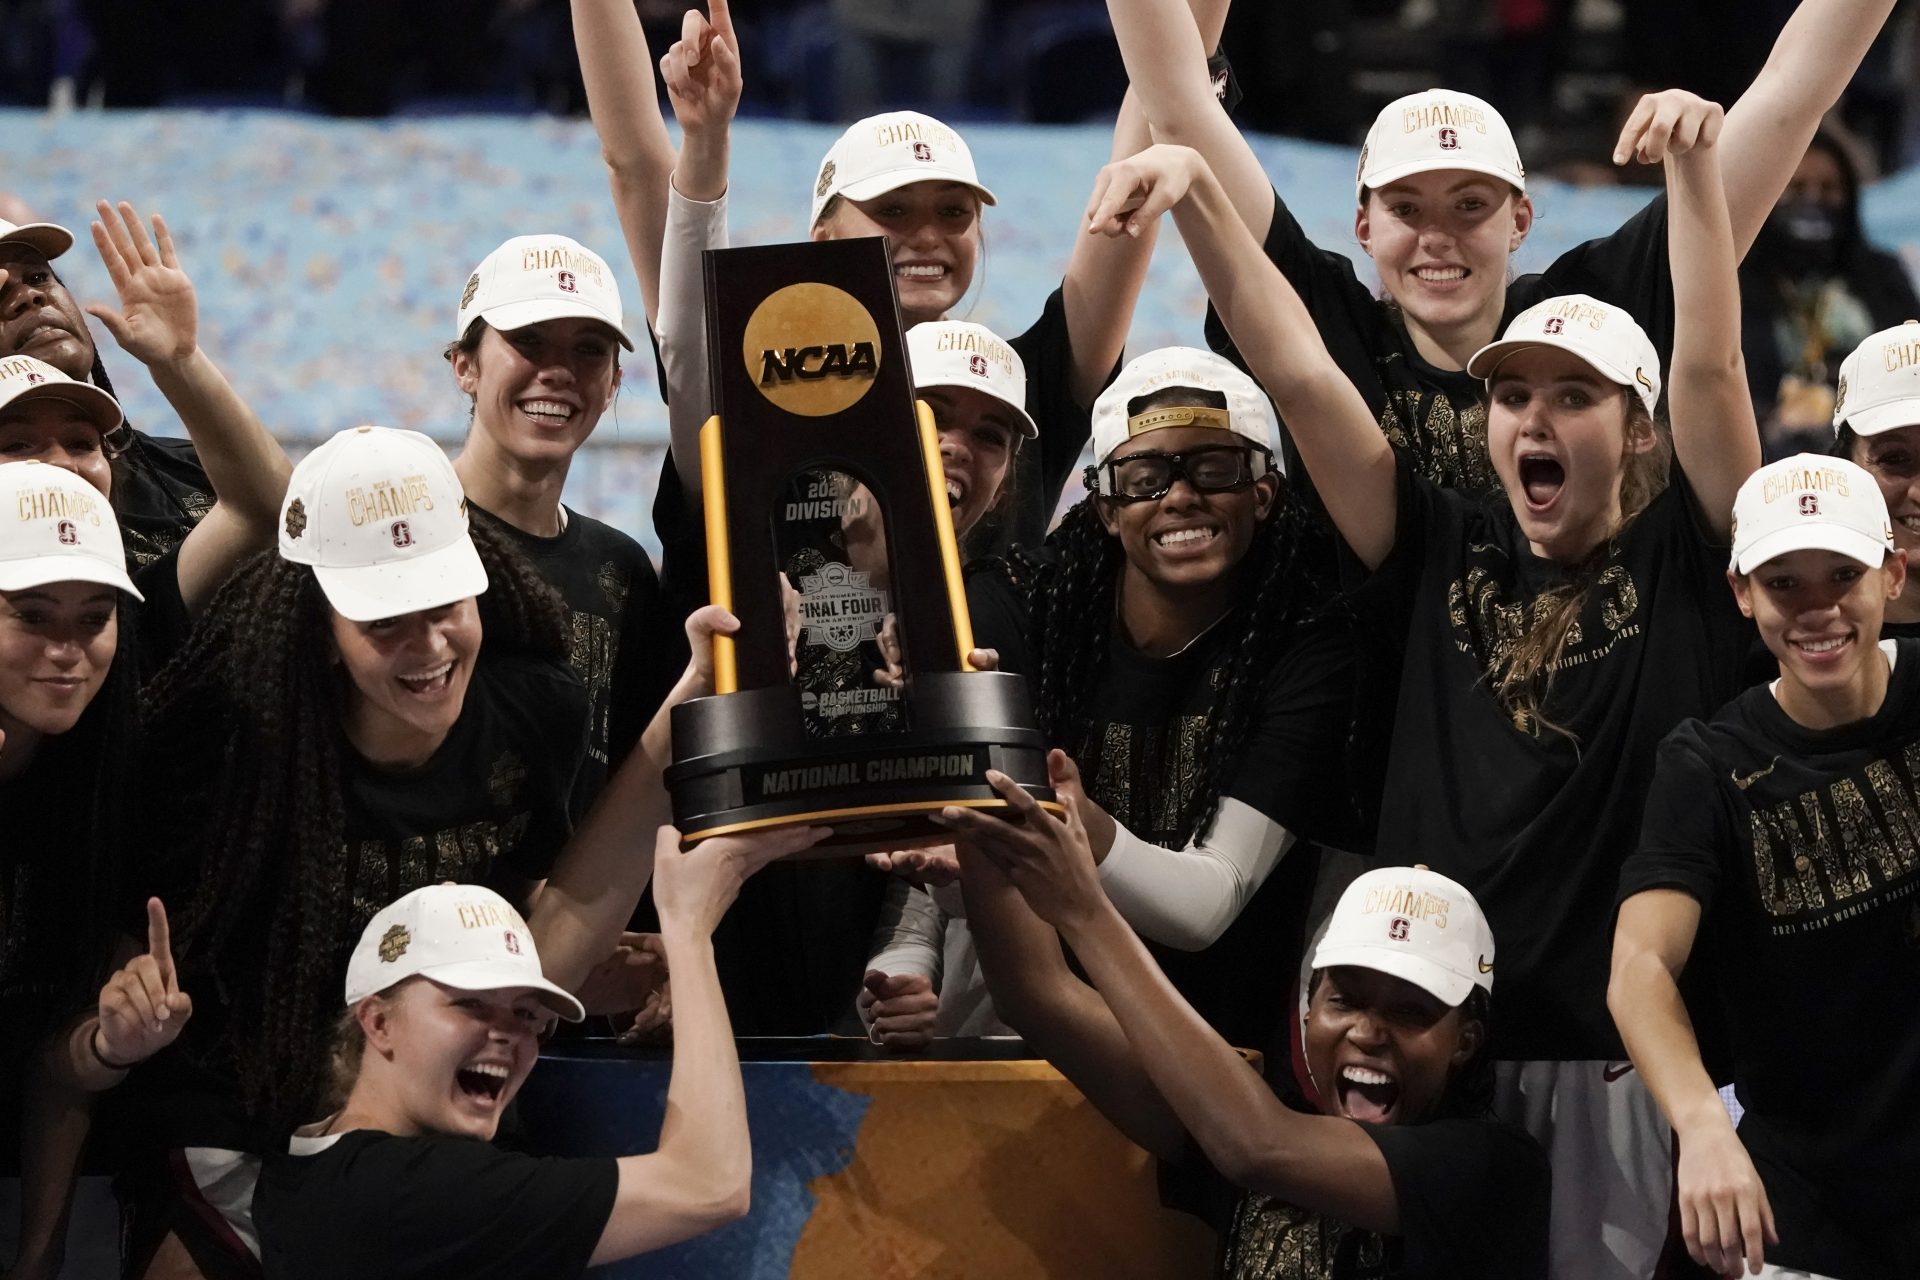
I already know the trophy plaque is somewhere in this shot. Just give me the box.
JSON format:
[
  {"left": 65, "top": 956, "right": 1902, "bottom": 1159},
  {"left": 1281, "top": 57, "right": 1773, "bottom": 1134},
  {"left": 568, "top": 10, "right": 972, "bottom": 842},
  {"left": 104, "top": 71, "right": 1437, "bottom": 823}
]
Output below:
[{"left": 666, "top": 237, "right": 1059, "bottom": 855}]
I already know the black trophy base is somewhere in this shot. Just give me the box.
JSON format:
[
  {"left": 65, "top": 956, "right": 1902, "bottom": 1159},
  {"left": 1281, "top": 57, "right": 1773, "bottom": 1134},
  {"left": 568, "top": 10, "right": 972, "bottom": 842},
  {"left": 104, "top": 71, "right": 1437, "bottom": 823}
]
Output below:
[{"left": 666, "top": 671, "right": 1060, "bottom": 857}]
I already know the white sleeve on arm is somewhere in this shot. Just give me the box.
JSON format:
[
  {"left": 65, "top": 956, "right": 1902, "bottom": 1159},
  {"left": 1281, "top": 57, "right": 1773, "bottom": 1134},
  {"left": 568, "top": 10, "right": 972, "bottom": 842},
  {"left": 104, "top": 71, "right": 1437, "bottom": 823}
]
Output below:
[
  {"left": 656, "top": 180, "right": 728, "bottom": 444},
  {"left": 864, "top": 880, "right": 944, "bottom": 985},
  {"left": 1097, "top": 797, "right": 1295, "bottom": 951}
]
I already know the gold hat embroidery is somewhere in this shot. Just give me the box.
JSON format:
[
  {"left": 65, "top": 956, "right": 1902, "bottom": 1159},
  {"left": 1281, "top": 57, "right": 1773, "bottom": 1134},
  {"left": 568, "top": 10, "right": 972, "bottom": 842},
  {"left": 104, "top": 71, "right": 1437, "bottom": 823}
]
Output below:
[{"left": 378, "top": 924, "right": 410, "bottom": 963}]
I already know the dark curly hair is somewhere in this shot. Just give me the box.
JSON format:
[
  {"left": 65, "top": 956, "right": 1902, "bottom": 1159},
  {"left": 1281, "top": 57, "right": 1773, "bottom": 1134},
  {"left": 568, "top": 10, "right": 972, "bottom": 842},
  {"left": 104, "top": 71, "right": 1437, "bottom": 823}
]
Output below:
[
  {"left": 1018, "top": 475, "right": 1333, "bottom": 847},
  {"left": 143, "top": 519, "right": 568, "bottom": 1130}
]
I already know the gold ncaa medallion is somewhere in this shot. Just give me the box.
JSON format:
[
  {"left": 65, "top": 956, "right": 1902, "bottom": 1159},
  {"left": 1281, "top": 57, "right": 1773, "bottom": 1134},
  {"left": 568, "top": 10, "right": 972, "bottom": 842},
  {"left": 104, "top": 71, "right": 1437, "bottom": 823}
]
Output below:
[
  {"left": 378, "top": 924, "right": 410, "bottom": 963},
  {"left": 741, "top": 282, "right": 882, "bottom": 418}
]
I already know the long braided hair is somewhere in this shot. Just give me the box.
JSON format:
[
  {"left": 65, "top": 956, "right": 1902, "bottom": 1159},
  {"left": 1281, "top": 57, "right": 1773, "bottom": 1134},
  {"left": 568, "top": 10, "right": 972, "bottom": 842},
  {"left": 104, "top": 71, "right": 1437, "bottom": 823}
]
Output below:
[
  {"left": 143, "top": 519, "right": 568, "bottom": 1129},
  {"left": 1020, "top": 462, "right": 1334, "bottom": 847}
]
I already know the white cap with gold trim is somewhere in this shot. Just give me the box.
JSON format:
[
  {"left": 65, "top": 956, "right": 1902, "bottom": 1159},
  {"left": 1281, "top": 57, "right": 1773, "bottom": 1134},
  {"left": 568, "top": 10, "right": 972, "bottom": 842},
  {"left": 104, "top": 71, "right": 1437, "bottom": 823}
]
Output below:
[
  {"left": 1729, "top": 454, "right": 1893, "bottom": 575},
  {"left": 1357, "top": 89, "right": 1524, "bottom": 201},
  {"left": 1090, "top": 347, "right": 1278, "bottom": 467},
  {"left": 344, "top": 883, "right": 584, "bottom": 1022},
  {"left": 906, "top": 321, "right": 1035, "bottom": 439},
  {"left": 1312, "top": 865, "right": 1495, "bottom": 1006},
  {"left": 0, "top": 217, "right": 75, "bottom": 262},
  {"left": 456, "top": 234, "right": 632, "bottom": 350},
  {"left": 0, "top": 461, "right": 141, "bottom": 600},
  {"left": 0, "top": 355, "right": 125, "bottom": 436},
  {"left": 1833, "top": 320, "right": 1920, "bottom": 437},
  {"left": 810, "top": 111, "right": 997, "bottom": 229},
  {"left": 1468, "top": 293, "right": 1662, "bottom": 417}
]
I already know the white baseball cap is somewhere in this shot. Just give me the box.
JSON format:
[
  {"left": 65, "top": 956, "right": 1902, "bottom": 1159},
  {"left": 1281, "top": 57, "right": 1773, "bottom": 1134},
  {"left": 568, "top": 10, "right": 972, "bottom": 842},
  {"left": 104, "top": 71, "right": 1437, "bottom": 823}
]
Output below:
[
  {"left": 456, "top": 234, "right": 632, "bottom": 351},
  {"left": 1357, "top": 89, "right": 1525, "bottom": 201},
  {"left": 1729, "top": 454, "right": 1893, "bottom": 575},
  {"left": 0, "top": 217, "right": 75, "bottom": 262},
  {"left": 906, "top": 321, "right": 1035, "bottom": 439},
  {"left": 0, "top": 354, "right": 125, "bottom": 436},
  {"left": 1468, "top": 293, "right": 1663, "bottom": 417},
  {"left": 810, "top": 111, "right": 997, "bottom": 229},
  {"left": 1312, "top": 865, "right": 1494, "bottom": 1007},
  {"left": 278, "top": 426, "right": 488, "bottom": 622},
  {"left": 344, "top": 883, "right": 584, "bottom": 1021},
  {"left": 0, "top": 461, "right": 141, "bottom": 600},
  {"left": 1833, "top": 320, "right": 1920, "bottom": 437},
  {"left": 1090, "top": 347, "right": 1280, "bottom": 467}
]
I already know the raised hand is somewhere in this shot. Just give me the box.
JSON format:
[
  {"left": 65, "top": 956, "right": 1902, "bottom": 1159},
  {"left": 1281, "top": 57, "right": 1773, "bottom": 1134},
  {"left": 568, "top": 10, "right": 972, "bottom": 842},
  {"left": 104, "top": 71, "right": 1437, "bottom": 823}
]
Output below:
[
  {"left": 1084, "top": 143, "right": 1205, "bottom": 240},
  {"left": 95, "top": 898, "right": 193, "bottom": 1068},
  {"left": 858, "top": 970, "right": 937, "bottom": 1051},
  {"left": 1613, "top": 90, "right": 1725, "bottom": 166},
  {"left": 85, "top": 200, "right": 198, "bottom": 368},
  {"left": 576, "top": 930, "right": 670, "bottom": 1029},
  {"left": 661, "top": 0, "right": 742, "bottom": 139},
  {"left": 1676, "top": 1120, "right": 1777, "bottom": 1277},
  {"left": 932, "top": 750, "right": 1106, "bottom": 930},
  {"left": 652, "top": 823, "right": 828, "bottom": 938}
]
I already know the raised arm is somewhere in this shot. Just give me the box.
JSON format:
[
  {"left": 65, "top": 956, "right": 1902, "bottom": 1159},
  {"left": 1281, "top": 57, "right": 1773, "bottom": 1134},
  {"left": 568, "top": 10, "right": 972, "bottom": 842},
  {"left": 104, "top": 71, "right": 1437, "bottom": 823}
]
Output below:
[
  {"left": 571, "top": 0, "right": 679, "bottom": 326},
  {"left": 87, "top": 201, "right": 291, "bottom": 616},
  {"left": 944, "top": 755, "right": 1403, "bottom": 1232},
  {"left": 529, "top": 607, "right": 820, "bottom": 989},
  {"left": 1719, "top": 0, "right": 1899, "bottom": 259},
  {"left": 1609, "top": 889, "right": 1775, "bottom": 1277},
  {"left": 1106, "top": 0, "right": 1276, "bottom": 240},
  {"left": 588, "top": 824, "right": 813, "bottom": 1264},
  {"left": 1617, "top": 97, "right": 1759, "bottom": 534},
  {"left": 1059, "top": 91, "right": 1157, "bottom": 409},
  {"left": 1089, "top": 145, "right": 1397, "bottom": 565}
]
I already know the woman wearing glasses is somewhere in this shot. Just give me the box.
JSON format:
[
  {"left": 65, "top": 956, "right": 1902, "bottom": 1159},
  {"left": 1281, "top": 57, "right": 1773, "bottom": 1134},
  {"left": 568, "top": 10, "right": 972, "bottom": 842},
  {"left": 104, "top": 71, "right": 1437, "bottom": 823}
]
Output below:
[{"left": 930, "top": 347, "right": 1361, "bottom": 1053}]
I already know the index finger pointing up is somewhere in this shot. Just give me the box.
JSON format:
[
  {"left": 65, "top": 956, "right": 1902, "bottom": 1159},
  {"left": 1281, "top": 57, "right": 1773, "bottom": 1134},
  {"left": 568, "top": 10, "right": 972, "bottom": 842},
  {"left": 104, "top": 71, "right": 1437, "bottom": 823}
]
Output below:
[
  {"left": 146, "top": 897, "right": 176, "bottom": 985},
  {"left": 708, "top": 0, "right": 736, "bottom": 45}
]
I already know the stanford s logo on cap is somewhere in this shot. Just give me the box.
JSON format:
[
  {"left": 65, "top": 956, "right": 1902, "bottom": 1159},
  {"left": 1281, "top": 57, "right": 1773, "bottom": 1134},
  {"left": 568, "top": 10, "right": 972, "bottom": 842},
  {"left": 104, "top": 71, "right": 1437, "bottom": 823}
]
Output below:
[
  {"left": 1439, "top": 127, "right": 1459, "bottom": 150},
  {"left": 25, "top": 372, "right": 43, "bottom": 385},
  {"left": 1544, "top": 317, "right": 1565, "bottom": 335},
  {"left": 968, "top": 354, "right": 988, "bottom": 377},
  {"left": 1800, "top": 494, "right": 1820, "bottom": 516},
  {"left": 391, "top": 519, "right": 413, "bottom": 548},
  {"left": 1387, "top": 917, "right": 1412, "bottom": 942},
  {"left": 557, "top": 271, "right": 577, "bottom": 294},
  {"left": 503, "top": 931, "right": 521, "bottom": 956},
  {"left": 911, "top": 142, "right": 933, "bottom": 162},
  {"left": 56, "top": 520, "right": 76, "bottom": 545}
]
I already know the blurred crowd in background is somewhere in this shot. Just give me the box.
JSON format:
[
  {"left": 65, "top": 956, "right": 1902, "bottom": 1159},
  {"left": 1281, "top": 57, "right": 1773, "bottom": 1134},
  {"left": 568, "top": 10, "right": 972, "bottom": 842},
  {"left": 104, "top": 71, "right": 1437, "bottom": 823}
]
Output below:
[{"left": 0, "top": 1, "right": 1914, "bottom": 171}]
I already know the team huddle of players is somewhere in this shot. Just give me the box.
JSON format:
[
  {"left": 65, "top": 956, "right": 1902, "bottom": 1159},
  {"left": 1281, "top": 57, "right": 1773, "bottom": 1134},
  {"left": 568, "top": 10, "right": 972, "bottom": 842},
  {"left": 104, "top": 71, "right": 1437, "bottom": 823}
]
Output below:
[{"left": 2, "top": 0, "right": 1915, "bottom": 1277}]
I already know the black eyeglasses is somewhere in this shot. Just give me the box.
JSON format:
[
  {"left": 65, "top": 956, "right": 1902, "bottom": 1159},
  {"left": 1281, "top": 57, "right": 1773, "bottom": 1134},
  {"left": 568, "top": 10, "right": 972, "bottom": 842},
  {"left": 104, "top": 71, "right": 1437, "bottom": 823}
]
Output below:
[{"left": 1084, "top": 444, "right": 1272, "bottom": 502}]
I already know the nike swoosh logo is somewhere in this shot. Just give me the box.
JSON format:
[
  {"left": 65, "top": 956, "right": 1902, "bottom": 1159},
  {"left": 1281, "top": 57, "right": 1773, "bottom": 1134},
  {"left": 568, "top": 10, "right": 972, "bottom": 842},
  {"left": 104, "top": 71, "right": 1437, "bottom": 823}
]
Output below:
[
  {"left": 1603, "top": 1063, "right": 1635, "bottom": 1082},
  {"left": 1731, "top": 758, "right": 1778, "bottom": 790},
  {"left": 1477, "top": 956, "right": 1494, "bottom": 974}
]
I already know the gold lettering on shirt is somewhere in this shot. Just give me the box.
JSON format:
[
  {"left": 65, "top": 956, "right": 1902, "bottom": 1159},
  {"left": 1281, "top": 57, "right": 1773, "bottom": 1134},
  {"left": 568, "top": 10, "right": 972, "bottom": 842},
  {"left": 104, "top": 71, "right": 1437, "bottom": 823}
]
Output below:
[
  {"left": 346, "top": 814, "right": 536, "bottom": 923},
  {"left": 1378, "top": 384, "right": 1498, "bottom": 500},
  {"left": 1745, "top": 743, "right": 1920, "bottom": 931},
  {"left": 1223, "top": 1192, "right": 1386, "bottom": 1279}
]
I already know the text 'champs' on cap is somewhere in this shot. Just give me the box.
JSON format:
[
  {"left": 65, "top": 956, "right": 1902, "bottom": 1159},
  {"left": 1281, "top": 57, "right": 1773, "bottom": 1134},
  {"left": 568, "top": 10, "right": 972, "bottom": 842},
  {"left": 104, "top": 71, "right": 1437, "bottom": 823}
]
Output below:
[
  {"left": 0, "top": 461, "right": 141, "bottom": 600},
  {"left": 278, "top": 426, "right": 488, "bottom": 622},
  {"left": 1834, "top": 320, "right": 1920, "bottom": 438},
  {"left": 906, "top": 321, "right": 1036, "bottom": 438},
  {"left": 456, "top": 234, "right": 632, "bottom": 351},
  {"left": 1729, "top": 454, "right": 1893, "bottom": 576},
  {"left": 1358, "top": 89, "right": 1524, "bottom": 202},
  {"left": 1312, "top": 865, "right": 1496, "bottom": 1007},
  {"left": 811, "top": 111, "right": 997, "bottom": 229},
  {"left": 344, "top": 883, "right": 584, "bottom": 1022}
]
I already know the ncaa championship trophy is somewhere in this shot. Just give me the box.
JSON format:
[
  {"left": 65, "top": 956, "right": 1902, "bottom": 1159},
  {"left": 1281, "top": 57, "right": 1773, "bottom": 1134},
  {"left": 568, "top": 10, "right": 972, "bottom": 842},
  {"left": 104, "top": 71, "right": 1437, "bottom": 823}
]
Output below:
[{"left": 666, "top": 237, "right": 1058, "bottom": 855}]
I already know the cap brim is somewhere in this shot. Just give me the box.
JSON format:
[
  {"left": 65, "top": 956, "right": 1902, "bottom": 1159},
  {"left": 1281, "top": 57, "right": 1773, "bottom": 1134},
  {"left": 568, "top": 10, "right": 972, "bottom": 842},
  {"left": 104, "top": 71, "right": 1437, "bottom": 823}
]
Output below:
[
  {"left": 1839, "top": 396, "right": 1920, "bottom": 437},
  {"left": 832, "top": 169, "right": 997, "bottom": 212},
  {"left": 311, "top": 533, "right": 488, "bottom": 622},
  {"left": 0, "top": 223, "right": 76, "bottom": 261},
  {"left": 0, "top": 382, "right": 126, "bottom": 435},
  {"left": 413, "top": 961, "right": 586, "bottom": 1023},
  {"left": 1310, "top": 942, "right": 1479, "bottom": 1006},
  {"left": 0, "top": 553, "right": 143, "bottom": 602},
  {"left": 476, "top": 298, "right": 634, "bottom": 351},
  {"left": 915, "top": 380, "right": 1038, "bottom": 439},
  {"left": 1733, "top": 522, "right": 1892, "bottom": 575},
  {"left": 1359, "top": 156, "right": 1525, "bottom": 200}
]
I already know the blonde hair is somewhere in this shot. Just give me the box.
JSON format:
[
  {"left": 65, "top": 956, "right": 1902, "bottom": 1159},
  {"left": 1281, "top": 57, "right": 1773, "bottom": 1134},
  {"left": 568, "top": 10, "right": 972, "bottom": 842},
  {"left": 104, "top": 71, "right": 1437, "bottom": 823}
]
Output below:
[
  {"left": 1496, "top": 395, "right": 1671, "bottom": 739},
  {"left": 324, "top": 1005, "right": 368, "bottom": 1115}
]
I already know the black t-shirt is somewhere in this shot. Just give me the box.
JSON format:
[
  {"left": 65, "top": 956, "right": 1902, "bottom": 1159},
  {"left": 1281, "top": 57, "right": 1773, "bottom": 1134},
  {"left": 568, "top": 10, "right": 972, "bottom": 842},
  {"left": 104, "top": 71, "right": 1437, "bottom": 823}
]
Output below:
[
  {"left": 1619, "top": 644, "right": 1920, "bottom": 1279},
  {"left": 253, "top": 1128, "right": 617, "bottom": 1280},
  {"left": 469, "top": 502, "right": 681, "bottom": 816},
  {"left": 1353, "top": 453, "right": 1751, "bottom": 1060},
  {"left": 139, "top": 653, "right": 589, "bottom": 1150},
  {"left": 1210, "top": 1116, "right": 1549, "bottom": 1279},
  {"left": 1205, "top": 188, "right": 1672, "bottom": 508},
  {"left": 115, "top": 429, "right": 214, "bottom": 570},
  {"left": 969, "top": 566, "right": 1363, "bottom": 1051}
]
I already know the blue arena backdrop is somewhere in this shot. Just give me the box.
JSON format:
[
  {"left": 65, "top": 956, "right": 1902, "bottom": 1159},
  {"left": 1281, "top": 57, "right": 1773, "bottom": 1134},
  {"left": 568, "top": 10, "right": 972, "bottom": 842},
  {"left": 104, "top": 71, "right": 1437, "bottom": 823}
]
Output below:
[{"left": 10, "top": 108, "right": 1920, "bottom": 554}]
